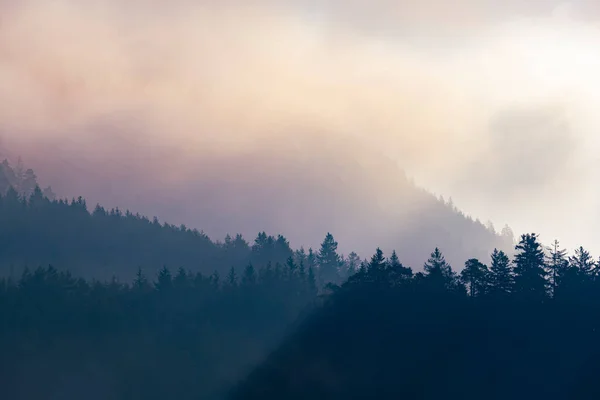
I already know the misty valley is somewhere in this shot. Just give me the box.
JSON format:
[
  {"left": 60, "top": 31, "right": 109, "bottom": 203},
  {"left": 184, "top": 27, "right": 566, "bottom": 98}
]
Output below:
[{"left": 1, "top": 159, "right": 600, "bottom": 399}]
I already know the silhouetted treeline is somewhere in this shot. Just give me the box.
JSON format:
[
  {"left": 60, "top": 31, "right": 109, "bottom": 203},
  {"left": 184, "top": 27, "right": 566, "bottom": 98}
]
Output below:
[
  {"left": 0, "top": 261, "right": 318, "bottom": 400},
  {"left": 232, "top": 234, "right": 600, "bottom": 400},
  {"left": 0, "top": 186, "right": 362, "bottom": 283}
]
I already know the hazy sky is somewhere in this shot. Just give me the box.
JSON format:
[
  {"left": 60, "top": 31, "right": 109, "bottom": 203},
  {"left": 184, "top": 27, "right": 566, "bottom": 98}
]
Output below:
[{"left": 2, "top": 0, "right": 600, "bottom": 257}]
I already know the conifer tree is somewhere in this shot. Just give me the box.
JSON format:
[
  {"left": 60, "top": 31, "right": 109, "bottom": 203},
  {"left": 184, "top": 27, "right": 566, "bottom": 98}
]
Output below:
[
  {"left": 569, "top": 246, "right": 596, "bottom": 278},
  {"left": 513, "top": 233, "right": 548, "bottom": 300},
  {"left": 387, "top": 250, "right": 412, "bottom": 284},
  {"left": 460, "top": 258, "right": 489, "bottom": 297},
  {"left": 423, "top": 247, "right": 459, "bottom": 290},
  {"left": 367, "top": 248, "right": 387, "bottom": 283},
  {"left": 317, "top": 233, "right": 341, "bottom": 284},
  {"left": 546, "top": 240, "right": 568, "bottom": 296},
  {"left": 489, "top": 249, "right": 513, "bottom": 295}
]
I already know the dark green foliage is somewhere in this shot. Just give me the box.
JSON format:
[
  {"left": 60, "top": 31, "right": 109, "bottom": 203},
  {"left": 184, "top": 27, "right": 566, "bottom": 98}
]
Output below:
[
  {"left": 546, "top": 240, "right": 568, "bottom": 296},
  {"left": 489, "top": 248, "right": 513, "bottom": 295},
  {"left": 232, "top": 245, "right": 600, "bottom": 400},
  {"left": 367, "top": 247, "right": 386, "bottom": 282},
  {"left": 460, "top": 258, "right": 489, "bottom": 297},
  {"left": 0, "top": 264, "right": 317, "bottom": 400},
  {"left": 569, "top": 246, "right": 596, "bottom": 278},
  {"left": 0, "top": 190, "right": 301, "bottom": 281},
  {"left": 317, "top": 233, "right": 341, "bottom": 284},
  {"left": 387, "top": 250, "right": 412, "bottom": 283},
  {"left": 513, "top": 233, "right": 548, "bottom": 301},
  {"left": 423, "top": 247, "right": 461, "bottom": 292}
]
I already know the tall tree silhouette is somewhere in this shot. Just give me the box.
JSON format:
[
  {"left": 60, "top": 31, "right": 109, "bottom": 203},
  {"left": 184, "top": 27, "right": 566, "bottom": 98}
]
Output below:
[
  {"left": 387, "top": 250, "right": 412, "bottom": 284},
  {"left": 423, "top": 247, "right": 459, "bottom": 291},
  {"left": 317, "top": 233, "right": 341, "bottom": 284},
  {"left": 460, "top": 258, "right": 489, "bottom": 297},
  {"left": 568, "top": 246, "right": 596, "bottom": 279},
  {"left": 513, "top": 233, "right": 548, "bottom": 300},
  {"left": 489, "top": 249, "right": 513, "bottom": 295},
  {"left": 546, "top": 240, "right": 568, "bottom": 297},
  {"left": 367, "top": 248, "right": 387, "bottom": 284}
]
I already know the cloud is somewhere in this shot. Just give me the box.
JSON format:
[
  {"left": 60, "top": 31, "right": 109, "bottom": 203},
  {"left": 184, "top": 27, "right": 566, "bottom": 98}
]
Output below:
[{"left": 2, "top": 0, "right": 600, "bottom": 254}]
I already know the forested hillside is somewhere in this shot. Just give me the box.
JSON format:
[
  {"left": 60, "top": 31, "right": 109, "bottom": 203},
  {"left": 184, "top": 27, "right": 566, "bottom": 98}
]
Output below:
[
  {"left": 0, "top": 263, "right": 318, "bottom": 400},
  {"left": 13, "top": 134, "right": 516, "bottom": 269},
  {"left": 3, "top": 233, "right": 600, "bottom": 399},
  {"left": 0, "top": 157, "right": 514, "bottom": 281},
  {"left": 231, "top": 235, "right": 600, "bottom": 400}
]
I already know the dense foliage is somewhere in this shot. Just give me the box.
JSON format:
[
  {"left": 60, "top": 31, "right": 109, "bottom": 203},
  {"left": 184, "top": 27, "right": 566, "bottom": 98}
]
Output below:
[
  {"left": 0, "top": 157, "right": 516, "bottom": 279},
  {"left": 232, "top": 235, "right": 600, "bottom": 400},
  {"left": 0, "top": 185, "right": 351, "bottom": 283},
  {"left": 0, "top": 261, "right": 318, "bottom": 400},
  {"left": 1, "top": 160, "right": 593, "bottom": 399}
]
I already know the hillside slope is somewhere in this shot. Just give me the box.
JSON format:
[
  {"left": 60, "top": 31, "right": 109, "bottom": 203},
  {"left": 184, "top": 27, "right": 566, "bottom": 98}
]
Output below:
[
  {"left": 230, "top": 249, "right": 600, "bottom": 400},
  {"left": 0, "top": 138, "right": 514, "bottom": 274}
]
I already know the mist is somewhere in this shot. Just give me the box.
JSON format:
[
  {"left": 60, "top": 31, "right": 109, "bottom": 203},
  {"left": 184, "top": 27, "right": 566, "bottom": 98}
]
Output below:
[{"left": 2, "top": 0, "right": 600, "bottom": 256}]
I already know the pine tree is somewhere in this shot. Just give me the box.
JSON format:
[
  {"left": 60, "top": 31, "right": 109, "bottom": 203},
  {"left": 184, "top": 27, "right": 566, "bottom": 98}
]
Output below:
[
  {"left": 513, "top": 233, "right": 548, "bottom": 300},
  {"left": 423, "top": 247, "right": 458, "bottom": 291},
  {"left": 546, "top": 240, "right": 568, "bottom": 297},
  {"left": 317, "top": 233, "right": 341, "bottom": 284},
  {"left": 387, "top": 250, "right": 412, "bottom": 284},
  {"left": 569, "top": 246, "right": 596, "bottom": 278},
  {"left": 489, "top": 249, "right": 513, "bottom": 295},
  {"left": 345, "top": 252, "right": 361, "bottom": 278},
  {"left": 294, "top": 247, "right": 307, "bottom": 268},
  {"left": 460, "top": 258, "right": 489, "bottom": 297},
  {"left": 367, "top": 248, "right": 387, "bottom": 283}
]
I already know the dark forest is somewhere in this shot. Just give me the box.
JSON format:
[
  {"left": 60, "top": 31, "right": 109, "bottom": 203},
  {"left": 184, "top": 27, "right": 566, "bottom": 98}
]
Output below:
[{"left": 1, "top": 163, "right": 600, "bottom": 399}]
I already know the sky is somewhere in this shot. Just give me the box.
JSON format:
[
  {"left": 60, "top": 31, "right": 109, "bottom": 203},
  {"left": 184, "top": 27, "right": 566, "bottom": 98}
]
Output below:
[{"left": 1, "top": 0, "right": 600, "bottom": 257}]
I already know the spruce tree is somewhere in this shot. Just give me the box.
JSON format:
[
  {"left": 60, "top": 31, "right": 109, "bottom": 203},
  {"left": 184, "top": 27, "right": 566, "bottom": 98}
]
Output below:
[
  {"left": 367, "top": 248, "right": 387, "bottom": 283},
  {"left": 460, "top": 258, "right": 489, "bottom": 297},
  {"left": 546, "top": 240, "right": 568, "bottom": 297},
  {"left": 345, "top": 252, "right": 361, "bottom": 278},
  {"left": 569, "top": 246, "right": 596, "bottom": 279},
  {"left": 317, "top": 233, "right": 341, "bottom": 284},
  {"left": 387, "top": 250, "right": 412, "bottom": 284},
  {"left": 513, "top": 233, "right": 548, "bottom": 300},
  {"left": 423, "top": 247, "right": 459, "bottom": 291},
  {"left": 489, "top": 249, "right": 513, "bottom": 295}
]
